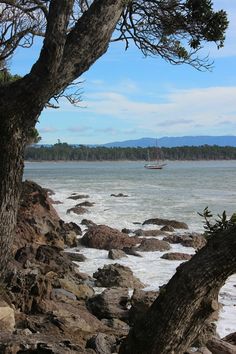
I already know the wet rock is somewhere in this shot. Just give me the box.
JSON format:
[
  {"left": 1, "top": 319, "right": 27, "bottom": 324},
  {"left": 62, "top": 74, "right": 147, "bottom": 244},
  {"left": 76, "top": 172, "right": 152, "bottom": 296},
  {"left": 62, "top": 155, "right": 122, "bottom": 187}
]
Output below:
[
  {"left": 65, "top": 252, "right": 87, "bottom": 262},
  {"left": 129, "top": 289, "right": 159, "bottom": 325},
  {"left": 77, "top": 201, "right": 95, "bottom": 207},
  {"left": 93, "top": 263, "right": 144, "bottom": 289},
  {"left": 67, "top": 206, "right": 88, "bottom": 215},
  {"left": 161, "top": 252, "right": 192, "bottom": 261},
  {"left": 121, "top": 228, "right": 132, "bottom": 234},
  {"left": 0, "top": 300, "right": 15, "bottom": 333},
  {"left": 108, "top": 249, "right": 127, "bottom": 260},
  {"left": 110, "top": 193, "right": 128, "bottom": 197},
  {"left": 68, "top": 194, "right": 90, "bottom": 200},
  {"left": 143, "top": 217, "right": 188, "bottom": 229},
  {"left": 122, "top": 247, "right": 142, "bottom": 257},
  {"left": 87, "top": 288, "right": 129, "bottom": 321},
  {"left": 81, "top": 225, "right": 138, "bottom": 250},
  {"left": 81, "top": 219, "right": 97, "bottom": 228},
  {"left": 160, "top": 225, "right": 175, "bottom": 232},
  {"left": 59, "top": 220, "right": 82, "bottom": 236},
  {"left": 137, "top": 238, "right": 170, "bottom": 252},
  {"left": 86, "top": 333, "right": 117, "bottom": 354},
  {"left": 164, "top": 233, "right": 206, "bottom": 250},
  {"left": 133, "top": 228, "right": 167, "bottom": 237}
]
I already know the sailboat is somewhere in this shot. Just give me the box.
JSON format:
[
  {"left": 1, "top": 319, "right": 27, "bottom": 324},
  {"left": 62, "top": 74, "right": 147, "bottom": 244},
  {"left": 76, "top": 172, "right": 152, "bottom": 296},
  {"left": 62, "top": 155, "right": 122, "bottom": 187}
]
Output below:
[{"left": 144, "top": 144, "right": 167, "bottom": 170}]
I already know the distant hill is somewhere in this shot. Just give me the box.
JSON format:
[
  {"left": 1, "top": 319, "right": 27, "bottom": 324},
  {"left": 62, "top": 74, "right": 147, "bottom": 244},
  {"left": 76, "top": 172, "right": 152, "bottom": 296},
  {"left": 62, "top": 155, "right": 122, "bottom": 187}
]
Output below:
[{"left": 102, "top": 136, "right": 236, "bottom": 148}]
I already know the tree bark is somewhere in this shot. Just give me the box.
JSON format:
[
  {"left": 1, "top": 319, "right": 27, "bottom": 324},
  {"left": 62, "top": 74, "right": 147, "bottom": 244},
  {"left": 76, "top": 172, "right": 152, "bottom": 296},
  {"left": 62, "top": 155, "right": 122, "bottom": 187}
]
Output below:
[
  {"left": 0, "top": 0, "right": 126, "bottom": 278},
  {"left": 207, "top": 337, "right": 236, "bottom": 354},
  {"left": 119, "top": 226, "right": 236, "bottom": 354},
  {"left": 0, "top": 114, "right": 27, "bottom": 278}
]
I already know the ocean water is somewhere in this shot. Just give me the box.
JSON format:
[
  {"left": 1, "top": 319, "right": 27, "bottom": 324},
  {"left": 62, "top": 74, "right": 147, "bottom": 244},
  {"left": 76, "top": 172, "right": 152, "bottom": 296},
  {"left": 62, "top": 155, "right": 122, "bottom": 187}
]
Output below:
[{"left": 24, "top": 160, "right": 236, "bottom": 337}]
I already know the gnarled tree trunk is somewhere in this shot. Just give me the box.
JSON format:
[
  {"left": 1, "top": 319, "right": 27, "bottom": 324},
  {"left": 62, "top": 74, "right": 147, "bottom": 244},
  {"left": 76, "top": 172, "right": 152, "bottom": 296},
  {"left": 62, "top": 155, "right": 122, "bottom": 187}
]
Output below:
[
  {"left": 0, "top": 115, "right": 27, "bottom": 277},
  {"left": 120, "top": 226, "right": 236, "bottom": 354},
  {"left": 0, "top": 0, "right": 125, "bottom": 279}
]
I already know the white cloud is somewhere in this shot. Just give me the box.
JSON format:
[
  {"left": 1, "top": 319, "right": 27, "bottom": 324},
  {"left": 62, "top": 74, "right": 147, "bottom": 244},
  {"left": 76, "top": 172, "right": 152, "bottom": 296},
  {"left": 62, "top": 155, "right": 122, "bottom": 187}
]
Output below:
[{"left": 82, "top": 86, "right": 236, "bottom": 136}]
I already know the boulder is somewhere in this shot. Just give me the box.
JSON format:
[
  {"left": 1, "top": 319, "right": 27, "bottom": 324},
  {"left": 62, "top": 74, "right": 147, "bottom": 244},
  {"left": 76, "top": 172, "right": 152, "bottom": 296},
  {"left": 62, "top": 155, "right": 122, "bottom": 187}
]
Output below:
[
  {"left": 81, "top": 225, "right": 138, "bottom": 250},
  {"left": 143, "top": 217, "right": 188, "bottom": 229},
  {"left": 164, "top": 233, "right": 206, "bottom": 250},
  {"left": 122, "top": 247, "right": 142, "bottom": 257},
  {"left": 108, "top": 249, "right": 127, "bottom": 260},
  {"left": 160, "top": 225, "right": 175, "bottom": 232},
  {"left": 0, "top": 300, "right": 15, "bottom": 333},
  {"left": 15, "top": 181, "right": 81, "bottom": 252},
  {"left": 161, "top": 252, "right": 192, "bottom": 261},
  {"left": 137, "top": 238, "right": 170, "bottom": 252},
  {"left": 101, "top": 318, "right": 130, "bottom": 335},
  {"left": 93, "top": 263, "right": 144, "bottom": 289},
  {"left": 67, "top": 206, "right": 88, "bottom": 215},
  {"left": 81, "top": 219, "right": 97, "bottom": 228},
  {"left": 59, "top": 277, "right": 94, "bottom": 300},
  {"left": 129, "top": 289, "right": 159, "bottom": 325},
  {"left": 68, "top": 194, "right": 90, "bottom": 200},
  {"left": 87, "top": 288, "right": 129, "bottom": 321},
  {"left": 65, "top": 252, "right": 87, "bottom": 262},
  {"left": 86, "top": 333, "right": 117, "bottom": 354},
  {"left": 77, "top": 201, "right": 95, "bottom": 207},
  {"left": 138, "top": 229, "right": 167, "bottom": 237}
]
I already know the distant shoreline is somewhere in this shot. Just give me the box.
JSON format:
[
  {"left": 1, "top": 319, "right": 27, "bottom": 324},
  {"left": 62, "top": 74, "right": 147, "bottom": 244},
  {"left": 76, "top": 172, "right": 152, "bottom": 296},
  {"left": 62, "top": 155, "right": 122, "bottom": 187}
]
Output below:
[{"left": 24, "top": 159, "right": 236, "bottom": 163}]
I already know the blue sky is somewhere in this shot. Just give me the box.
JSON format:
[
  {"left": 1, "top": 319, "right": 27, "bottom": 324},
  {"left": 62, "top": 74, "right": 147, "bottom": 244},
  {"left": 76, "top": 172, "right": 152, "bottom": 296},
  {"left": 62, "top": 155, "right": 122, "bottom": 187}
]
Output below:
[{"left": 11, "top": 0, "right": 236, "bottom": 145}]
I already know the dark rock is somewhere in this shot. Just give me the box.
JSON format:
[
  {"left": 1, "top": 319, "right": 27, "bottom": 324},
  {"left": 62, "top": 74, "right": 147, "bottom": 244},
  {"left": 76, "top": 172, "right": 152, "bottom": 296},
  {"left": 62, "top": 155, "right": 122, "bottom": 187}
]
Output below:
[
  {"left": 121, "top": 228, "right": 132, "bottom": 234},
  {"left": 65, "top": 252, "right": 87, "bottom": 262},
  {"left": 137, "top": 238, "right": 170, "bottom": 252},
  {"left": 110, "top": 193, "right": 128, "bottom": 197},
  {"left": 81, "top": 219, "right": 97, "bottom": 228},
  {"left": 129, "top": 289, "right": 159, "bottom": 325},
  {"left": 68, "top": 194, "right": 90, "bottom": 200},
  {"left": 163, "top": 233, "right": 206, "bottom": 250},
  {"left": 108, "top": 249, "right": 127, "bottom": 260},
  {"left": 87, "top": 288, "right": 129, "bottom": 321},
  {"left": 134, "top": 229, "right": 144, "bottom": 236},
  {"left": 77, "top": 201, "right": 95, "bottom": 207},
  {"left": 161, "top": 252, "right": 192, "bottom": 261},
  {"left": 101, "top": 318, "right": 130, "bottom": 335},
  {"left": 143, "top": 217, "right": 188, "bottom": 229},
  {"left": 160, "top": 225, "right": 175, "bottom": 232},
  {"left": 86, "top": 333, "right": 117, "bottom": 354},
  {"left": 81, "top": 225, "right": 138, "bottom": 250},
  {"left": 59, "top": 220, "right": 82, "bottom": 236},
  {"left": 93, "top": 263, "right": 144, "bottom": 289},
  {"left": 140, "top": 229, "right": 167, "bottom": 237},
  {"left": 122, "top": 247, "right": 142, "bottom": 257},
  {"left": 67, "top": 206, "right": 88, "bottom": 215}
]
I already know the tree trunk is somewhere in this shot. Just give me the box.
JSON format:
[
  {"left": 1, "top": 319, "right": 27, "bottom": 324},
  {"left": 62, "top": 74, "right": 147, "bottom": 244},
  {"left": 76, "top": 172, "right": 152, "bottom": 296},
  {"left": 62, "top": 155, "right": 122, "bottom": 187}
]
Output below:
[
  {"left": 0, "top": 114, "right": 27, "bottom": 279},
  {"left": 119, "top": 226, "right": 236, "bottom": 354}
]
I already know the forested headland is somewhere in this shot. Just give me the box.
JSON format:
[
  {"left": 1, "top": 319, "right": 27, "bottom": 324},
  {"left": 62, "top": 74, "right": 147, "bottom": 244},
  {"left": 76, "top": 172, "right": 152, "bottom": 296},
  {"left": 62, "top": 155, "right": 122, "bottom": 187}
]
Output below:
[{"left": 25, "top": 143, "right": 236, "bottom": 161}]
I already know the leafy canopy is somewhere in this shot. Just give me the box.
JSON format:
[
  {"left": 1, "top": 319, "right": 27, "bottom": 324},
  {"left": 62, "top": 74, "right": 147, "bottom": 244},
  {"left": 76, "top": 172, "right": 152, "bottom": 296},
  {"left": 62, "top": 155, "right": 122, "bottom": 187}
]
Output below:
[{"left": 0, "top": 0, "right": 228, "bottom": 72}]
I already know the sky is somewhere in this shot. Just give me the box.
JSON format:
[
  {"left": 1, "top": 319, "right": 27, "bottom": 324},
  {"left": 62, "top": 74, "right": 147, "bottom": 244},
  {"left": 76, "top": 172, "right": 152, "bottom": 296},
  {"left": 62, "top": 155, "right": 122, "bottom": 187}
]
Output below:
[{"left": 11, "top": 0, "right": 236, "bottom": 145}]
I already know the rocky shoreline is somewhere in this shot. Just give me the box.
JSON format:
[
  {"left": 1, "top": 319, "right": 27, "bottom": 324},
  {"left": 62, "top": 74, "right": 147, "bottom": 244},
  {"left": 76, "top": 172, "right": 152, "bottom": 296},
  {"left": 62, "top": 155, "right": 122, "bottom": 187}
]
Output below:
[{"left": 0, "top": 180, "right": 235, "bottom": 353}]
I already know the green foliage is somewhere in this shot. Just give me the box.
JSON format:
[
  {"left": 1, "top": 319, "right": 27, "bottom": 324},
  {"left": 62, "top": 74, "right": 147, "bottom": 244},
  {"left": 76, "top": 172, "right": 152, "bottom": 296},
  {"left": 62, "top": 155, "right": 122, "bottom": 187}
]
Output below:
[
  {"left": 0, "top": 69, "right": 21, "bottom": 85},
  {"left": 27, "top": 128, "right": 42, "bottom": 145},
  {"left": 24, "top": 144, "right": 236, "bottom": 162},
  {"left": 198, "top": 207, "right": 235, "bottom": 239}
]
